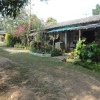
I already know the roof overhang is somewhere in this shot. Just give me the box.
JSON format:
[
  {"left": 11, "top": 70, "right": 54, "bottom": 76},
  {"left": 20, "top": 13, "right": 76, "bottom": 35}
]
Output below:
[
  {"left": 47, "top": 23, "right": 100, "bottom": 33},
  {"left": 0, "top": 31, "right": 6, "bottom": 35},
  {"left": 29, "top": 32, "right": 36, "bottom": 36},
  {"left": 45, "top": 14, "right": 100, "bottom": 30}
]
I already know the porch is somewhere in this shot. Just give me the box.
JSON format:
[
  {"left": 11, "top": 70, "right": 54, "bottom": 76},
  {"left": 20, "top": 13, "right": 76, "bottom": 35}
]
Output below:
[
  {"left": 45, "top": 24, "right": 100, "bottom": 52},
  {"left": 44, "top": 15, "right": 100, "bottom": 52}
]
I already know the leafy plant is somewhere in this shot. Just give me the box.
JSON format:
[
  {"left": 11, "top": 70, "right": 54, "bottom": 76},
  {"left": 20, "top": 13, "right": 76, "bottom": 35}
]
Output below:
[
  {"left": 30, "top": 40, "right": 52, "bottom": 54},
  {"left": 74, "top": 38, "right": 100, "bottom": 63},
  {"left": 4, "top": 33, "right": 14, "bottom": 47},
  {"left": 14, "top": 43, "right": 25, "bottom": 49},
  {"left": 51, "top": 48, "right": 62, "bottom": 57}
]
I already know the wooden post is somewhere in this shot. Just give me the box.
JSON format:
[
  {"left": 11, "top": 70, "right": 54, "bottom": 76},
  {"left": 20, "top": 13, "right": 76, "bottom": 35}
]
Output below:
[
  {"left": 79, "top": 30, "right": 81, "bottom": 41},
  {"left": 65, "top": 31, "right": 67, "bottom": 50}
]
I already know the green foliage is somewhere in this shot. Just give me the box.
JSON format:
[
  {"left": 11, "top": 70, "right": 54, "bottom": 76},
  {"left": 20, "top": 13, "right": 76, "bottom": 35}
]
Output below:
[
  {"left": 46, "top": 17, "right": 57, "bottom": 25},
  {"left": 14, "top": 43, "right": 25, "bottom": 49},
  {"left": 30, "top": 40, "right": 35, "bottom": 52},
  {"left": 74, "top": 38, "right": 86, "bottom": 58},
  {"left": 4, "top": 34, "right": 22, "bottom": 47},
  {"left": 75, "top": 61, "right": 100, "bottom": 72},
  {"left": 30, "top": 40, "right": 63, "bottom": 56},
  {"left": 1, "top": 12, "right": 43, "bottom": 46},
  {"left": 0, "top": 0, "right": 48, "bottom": 18},
  {"left": 92, "top": 4, "right": 100, "bottom": 15},
  {"left": 74, "top": 38, "right": 100, "bottom": 63},
  {"left": 4, "top": 33, "right": 14, "bottom": 47},
  {"left": 51, "top": 48, "right": 62, "bottom": 57},
  {"left": 30, "top": 40, "right": 41, "bottom": 52},
  {"left": 0, "top": 0, "right": 28, "bottom": 18},
  {"left": 30, "top": 15, "right": 42, "bottom": 30},
  {"left": 30, "top": 40, "right": 52, "bottom": 54}
]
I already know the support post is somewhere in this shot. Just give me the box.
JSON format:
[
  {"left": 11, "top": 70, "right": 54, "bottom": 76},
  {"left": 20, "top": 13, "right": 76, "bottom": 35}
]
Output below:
[
  {"left": 65, "top": 31, "right": 67, "bottom": 50},
  {"left": 79, "top": 30, "right": 81, "bottom": 41}
]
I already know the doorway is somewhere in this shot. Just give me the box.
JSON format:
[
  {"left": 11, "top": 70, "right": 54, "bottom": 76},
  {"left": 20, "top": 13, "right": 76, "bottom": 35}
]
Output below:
[{"left": 82, "top": 31, "right": 95, "bottom": 43}]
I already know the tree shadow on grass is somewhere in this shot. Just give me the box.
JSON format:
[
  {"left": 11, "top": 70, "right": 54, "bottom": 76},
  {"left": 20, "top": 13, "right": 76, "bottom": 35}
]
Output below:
[{"left": 0, "top": 48, "right": 100, "bottom": 100}]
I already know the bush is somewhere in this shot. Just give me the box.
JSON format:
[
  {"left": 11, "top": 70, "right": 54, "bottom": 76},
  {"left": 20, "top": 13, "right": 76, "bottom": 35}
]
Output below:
[
  {"left": 30, "top": 40, "right": 41, "bottom": 52},
  {"left": 74, "top": 38, "right": 100, "bottom": 63},
  {"left": 75, "top": 61, "right": 100, "bottom": 72},
  {"left": 4, "top": 33, "right": 14, "bottom": 47},
  {"left": 51, "top": 48, "right": 62, "bottom": 57},
  {"left": 14, "top": 43, "right": 25, "bottom": 49},
  {"left": 44, "top": 45, "right": 52, "bottom": 53},
  {"left": 4, "top": 34, "right": 22, "bottom": 47},
  {"left": 30, "top": 40, "right": 52, "bottom": 54},
  {"left": 30, "top": 40, "right": 62, "bottom": 56}
]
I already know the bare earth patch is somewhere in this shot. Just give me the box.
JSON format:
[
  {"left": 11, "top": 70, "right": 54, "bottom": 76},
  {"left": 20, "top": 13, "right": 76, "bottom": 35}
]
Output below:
[{"left": 0, "top": 53, "right": 100, "bottom": 100}]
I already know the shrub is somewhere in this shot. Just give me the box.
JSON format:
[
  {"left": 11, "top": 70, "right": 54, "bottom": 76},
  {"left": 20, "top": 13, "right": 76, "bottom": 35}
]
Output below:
[
  {"left": 30, "top": 41, "right": 35, "bottom": 52},
  {"left": 30, "top": 40, "right": 62, "bottom": 56},
  {"left": 30, "top": 40, "right": 41, "bottom": 52},
  {"left": 4, "top": 33, "right": 14, "bottom": 47},
  {"left": 14, "top": 43, "right": 25, "bottom": 49},
  {"left": 51, "top": 48, "right": 62, "bottom": 57},
  {"left": 30, "top": 40, "right": 52, "bottom": 54},
  {"left": 74, "top": 38, "right": 100, "bottom": 63},
  {"left": 44, "top": 45, "right": 52, "bottom": 53}
]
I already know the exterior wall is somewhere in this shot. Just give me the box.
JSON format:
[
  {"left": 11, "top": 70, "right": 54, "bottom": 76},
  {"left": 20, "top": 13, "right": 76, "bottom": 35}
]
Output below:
[
  {"left": 96, "top": 28, "right": 100, "bottom": 44},
  {"left": 59, "top": 32, "right": 65, "bottom": 42},
  {"left": 65, "top": 31, "right": 79, "bottom": 51},
  {"left": 0, "top": 34, "right": 5, "bottom": 42},
  {"left": 0, "top": 31, "right": 5, "bottom": 42},
  {"left": 47, "top": 27, "right": 100, "bottom": 52},
  {"left": 56, "top": 31, "right": 79, "bottom": 51}
]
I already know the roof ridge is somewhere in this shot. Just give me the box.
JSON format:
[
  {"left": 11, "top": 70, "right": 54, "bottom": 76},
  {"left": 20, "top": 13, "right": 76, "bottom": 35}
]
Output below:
[{"left": 44, "top": 14, "right": 100, "bottom": 29}]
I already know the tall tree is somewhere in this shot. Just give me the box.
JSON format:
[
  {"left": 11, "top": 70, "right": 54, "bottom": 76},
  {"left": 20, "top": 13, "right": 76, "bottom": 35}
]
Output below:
[
  {"left": 0, "top": 0, "right": 28, "bottom": 18},
  {"left": 0, "top": 0, "right": 48, "bottom": 18},
  {"left": 46, "top": 17, "right": 57, "bottom": 25},
  {"left": 92, "top": 4, "right": 100, "bottom": 15},
  {"left": 1, "top": 10, "right": 28, "bottom": 33}
]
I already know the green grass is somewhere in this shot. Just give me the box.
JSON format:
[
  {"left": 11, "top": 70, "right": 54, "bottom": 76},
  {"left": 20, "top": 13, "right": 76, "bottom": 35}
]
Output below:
[{"left": 0, "top": 47, "right": 100, "bottom": 100}]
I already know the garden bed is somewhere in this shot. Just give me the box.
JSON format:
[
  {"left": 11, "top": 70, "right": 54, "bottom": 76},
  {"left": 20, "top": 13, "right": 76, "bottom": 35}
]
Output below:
[{"left": 29, "top": 52, "right": 51, "bottom": 57}]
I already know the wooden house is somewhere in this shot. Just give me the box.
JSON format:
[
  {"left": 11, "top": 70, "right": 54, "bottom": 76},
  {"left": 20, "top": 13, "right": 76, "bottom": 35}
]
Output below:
[
  {"left": 44, "top": 14, "right": 100, "bottom": 51},
  {"left": 0, "top": 31, "right": 5, "bottom": 42}
]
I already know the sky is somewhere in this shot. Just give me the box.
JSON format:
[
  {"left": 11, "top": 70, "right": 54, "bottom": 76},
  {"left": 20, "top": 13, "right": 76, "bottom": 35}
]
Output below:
[{"left": 29, "top": 0, "right": 100, "bottom": 23}]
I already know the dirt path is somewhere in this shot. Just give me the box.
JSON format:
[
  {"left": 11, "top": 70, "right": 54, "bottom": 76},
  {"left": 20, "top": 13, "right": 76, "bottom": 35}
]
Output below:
[
  {"left": 0, "top": 47, "right": 29, "bottom": 53},
  {"left": 0, "top": 48, "right": 100, "bottom": 100}
]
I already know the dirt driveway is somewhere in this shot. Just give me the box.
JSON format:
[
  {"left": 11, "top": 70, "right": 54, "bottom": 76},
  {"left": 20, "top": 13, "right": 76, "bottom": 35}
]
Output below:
[{"left": 0, "top": 48, "right": 100, "bottom": 100}]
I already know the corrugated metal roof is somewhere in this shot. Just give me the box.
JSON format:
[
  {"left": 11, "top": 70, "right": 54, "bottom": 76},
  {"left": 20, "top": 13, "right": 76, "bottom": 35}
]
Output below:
[
  {"left": 29, "top": 32, "right": 36, "bottom": 36},
  {"left": 47, "top": 23, "right": 100, "bottom": 33},
  {"left": 47, "top": 26, "right": 77, "bottom": 33},
  {"left": 0, "top": 31, "right": 5, "bottom": 35},
  {"left": 44, "top": 14, "right": 100, "bottom": 30}
]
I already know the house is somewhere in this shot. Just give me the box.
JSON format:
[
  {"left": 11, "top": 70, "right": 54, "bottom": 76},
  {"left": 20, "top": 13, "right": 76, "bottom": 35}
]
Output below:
[
  {"left": 0, "top": 31, "right": 5, "bottom": 42},
  {"left": 29, "top": 30, "right": 37, "bottom": 42},
  {"left": 44, "top": 14, "right": 100, "bottom": 51}
]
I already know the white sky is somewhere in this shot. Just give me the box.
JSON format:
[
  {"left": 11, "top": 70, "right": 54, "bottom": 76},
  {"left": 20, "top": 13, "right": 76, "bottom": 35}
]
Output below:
[{"left": 29, "top": 0, "right": 100, "bottom": 22}]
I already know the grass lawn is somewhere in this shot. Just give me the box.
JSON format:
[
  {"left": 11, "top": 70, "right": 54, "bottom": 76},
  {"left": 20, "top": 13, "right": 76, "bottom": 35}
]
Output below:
[{"left": 0, "top": 48, "right": 100, "bottom": 100}]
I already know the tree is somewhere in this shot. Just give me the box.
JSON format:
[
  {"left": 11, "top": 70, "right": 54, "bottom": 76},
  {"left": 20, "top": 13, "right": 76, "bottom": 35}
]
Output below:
[
  {"left": 29, "top": 14, "right": 42, "bottom": 30},
  {"left": 92, "top": 4, "right": 100, "bottom": 15},
  {"left": 13, "top": 14, "right": 42, "bottom": 46},
  {"left": 46, "top": 17, "right": 57, "bottom": 25},
  {"left": 1, "top": 9, "right": 42, "bottom": 46},
  {"left": 0, "top": 0, "right": 48, "bottom": 18},
  {"left": 0, "top": 0, "right": 28, "bottom": 18},
  {"left": 1, "top": 10, "right": 28, "bottom": 33}
]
